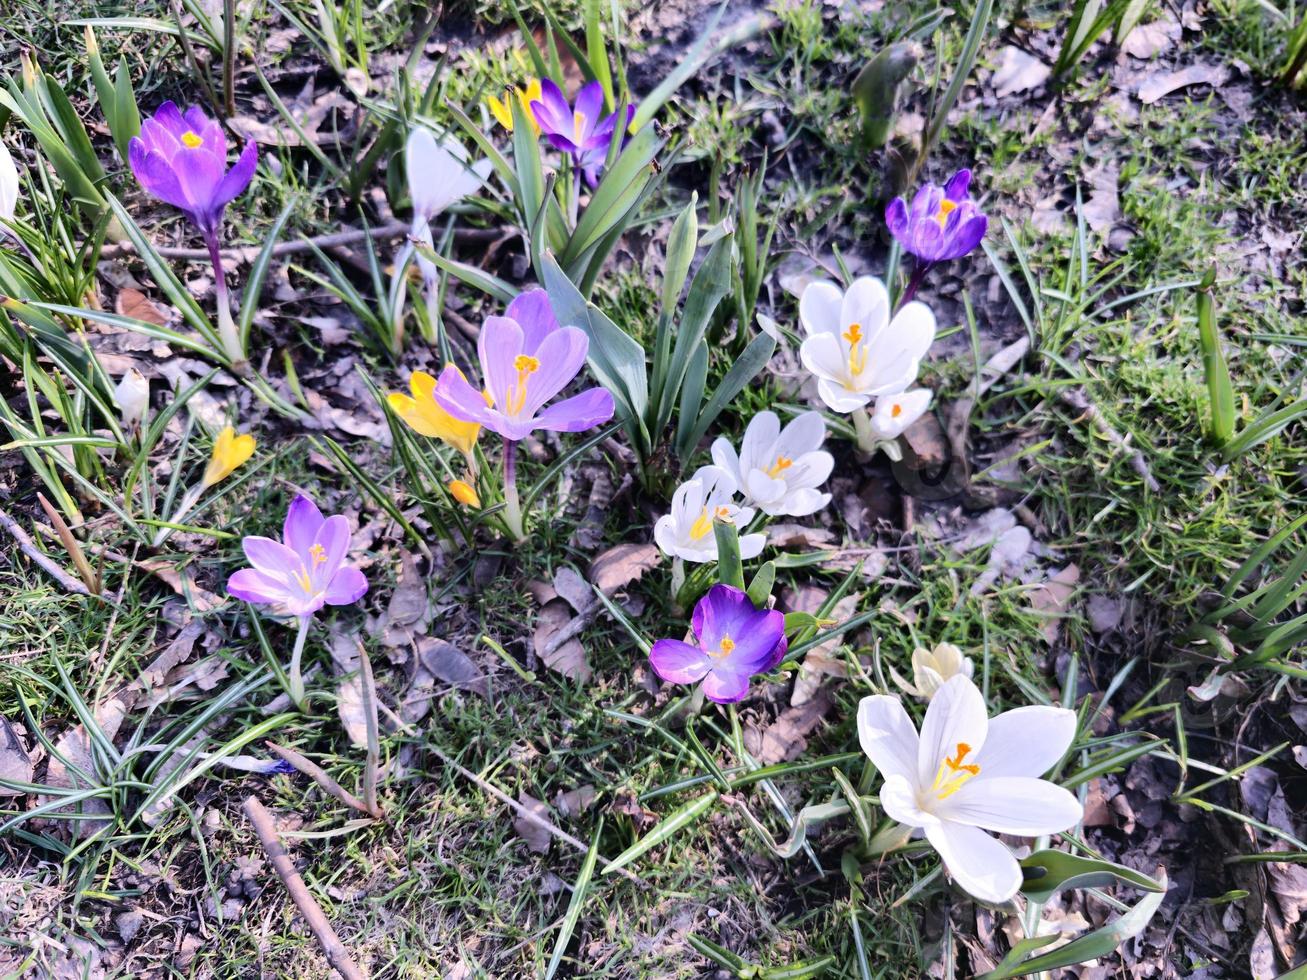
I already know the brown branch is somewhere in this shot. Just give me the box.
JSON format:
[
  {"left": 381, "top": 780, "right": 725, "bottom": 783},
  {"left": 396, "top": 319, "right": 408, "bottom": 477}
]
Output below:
[
  {"left": 242, "top": 796, "right": 369, "bottom": 980},
  {"left": 265, "top": 742, "right": 378, "bottom": 818},
  {"left": 99, "top": 222, "right": 507, "bottom": 264}
]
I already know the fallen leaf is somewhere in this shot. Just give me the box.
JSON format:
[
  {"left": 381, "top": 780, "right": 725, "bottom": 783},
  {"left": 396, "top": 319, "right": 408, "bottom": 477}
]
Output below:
[
  {"left": 135, "top": 558, "right": 225, "bottom": 612},
  {"left": 1027, "top": 564, "right": 1080, "bottom": 643},
  {"left": 416, "top": 637, "right": 488, "bottom": 698},
  {"left": 115, "top": 287, "right": 169, "bottom": 326},
  {"left": 513, "top": 792, "right": 552, "bottom": 853},
  {"left": 337, "top": 675, "right": 367, "bottom": 747},
  {"left": 0, "top": 717, "right": 33, "bottom": 795},
  {"left": 1082, "top": 164, "right": 1120, "bottom": 234},
  {"left": 588, "top": 542, "right": 660, "bottom": 595},
  {"left": 552, "top": 566, "right": 595, "bottom": 614},
  {"left": 992, "top": 46, "right": 1050, "bottom": 98},
  {"left": 554, "top": 784, "right": 597, "bottom": 819},
  {"left": 1086, "top": 594, "right": 1125, "bottom": 634},
  {"left": 1137, "top": 63, "right": 1229, "bottom": 104},
  {"left": 533, "top": 597, "right": 591, "bottom": 682},
  {"left": 1122, "top": 18, "right": 1181, "bottom": 59},
  {"left": 743, "top": 690, "right": 834, "bottom": 765},
  {"left": 610, "top": 788, "right": 657, "bottom": 829},
  {"left": 39, "top": 698, "right": 127, "bottom": 837}
]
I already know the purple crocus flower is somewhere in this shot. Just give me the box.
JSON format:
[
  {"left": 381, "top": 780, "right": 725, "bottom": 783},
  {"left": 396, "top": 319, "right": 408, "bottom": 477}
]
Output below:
[
  {"left": 530, "top": 79, "right": 634, "bottom": 187},
  {"left": 884, "top": 169, "right": 987, "bottom": 307},
  {"left": 227, "top": 495, "right": 367, "bottom": 618},
  {"left": 649, "top": 585, "right": 787, "bottom": 704},
  {"left": 128, "top": 102, "right": 257, "bottom": 235},
  {"left": 432, "top": 308, "right": 614, "bottom": 443}
]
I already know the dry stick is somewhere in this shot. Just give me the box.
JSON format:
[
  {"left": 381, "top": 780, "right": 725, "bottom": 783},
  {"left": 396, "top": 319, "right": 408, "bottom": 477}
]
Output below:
[
  {"left": 265, "top": 742, "right": 376, "bottom": 818},
  {"left": 0, "top": 505, "right": 93, "bottom": 597},
  {"left": 242, "top": 796, "right": 369, "bottom": 980},
  {"left": 425, "top": 743, "right": 647, "bottom": 888},
  {"left": 99, "top": 222, "right": 505, "bottom": 263},
  {"left": 1058, "top": 388, "right": 1161, "bottom": 492}
]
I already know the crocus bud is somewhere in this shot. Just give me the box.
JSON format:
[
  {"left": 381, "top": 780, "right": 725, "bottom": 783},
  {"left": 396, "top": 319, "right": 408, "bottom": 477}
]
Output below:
[
  {"left": 202, "top": 425, "right": 256, "bottom": 488},
  {"left": 852, "top": 42, "right": 921, "bottom": 151},
  {"left": 113, "top": 368, "right": 149, "bottom": 428},
  {"left": 0, "top": 142, "right": 17, "bottom": 221},
  {"left": 448, "top": 479, "right": 480, "bottom": 508}
]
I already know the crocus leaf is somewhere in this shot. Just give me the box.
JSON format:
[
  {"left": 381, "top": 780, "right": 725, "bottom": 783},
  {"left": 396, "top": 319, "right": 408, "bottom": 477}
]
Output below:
[
  {"left": 746, "top": 561, "right": 776, "bottom": 608},
  {"left": 415, "top": 244, "right": 517, "bottom": 306},
  {"left": 1019, "top": 849, "right": 1165, "bottom": 904},
  {"left": 713, "top": 520, "right": 744, "bottom": 591},
  {"left": 658, "top": 235, "right": 732, "bottom": 435},
  {"left": 601, "top": 791, "right": 718, "bottom": 874},
  {"left": 561, "top": 125, "right": 663, "bottom": 266},
  {"left": 673, "top": 340, "right": 709, "bottom": 466},
  {"left": 1197, "top": 270, "right": 1235, "bottom": 447},
  {"left": 239, "top": 202, "right": 294, "bottom": 345},
  {"left": 676, "top": 329, "right": 775, "bottom": 460}
]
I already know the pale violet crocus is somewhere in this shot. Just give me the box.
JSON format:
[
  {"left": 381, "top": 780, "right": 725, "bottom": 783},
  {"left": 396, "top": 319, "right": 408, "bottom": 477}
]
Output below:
[
  {"left": 858, "top": 675, "right": 1083, "bottom": 903},
  {"left": 654, "top": 466, "right": 765, "bottom": 604},
  {"left": 397, "top": 127, "right": 492, "bottom": 348},
  {"left": 0, "top": 141, "right": 18, "bottom": 221},
  {"left": 711, "top": 411, "right": 833, "bottom": 518},
  {"left": 891, "top": 642, "right": 974, "bottom": 700},
  {"left": 798, "top": 276, "right": 935, "bottom": 453}
]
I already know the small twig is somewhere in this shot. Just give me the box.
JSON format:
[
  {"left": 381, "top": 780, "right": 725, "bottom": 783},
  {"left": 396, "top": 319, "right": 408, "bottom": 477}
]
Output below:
[
  {"left": 265, "top": 742, "right": 377, "bottom": 818},
  {"left": 99, "top": 222, "right": 505, "bottom": 263},
  {"left": 242, "top": 796, "right": 369, "bottom": 980},
  {"left": 426, "top": 744, "right": 647, "bottom": 888},
  {"left": 0, "top": 504, "right": 94, "bottom": 598},
  {"left": 1058, "top": 388, "right": 1161, "bottom": 492}
]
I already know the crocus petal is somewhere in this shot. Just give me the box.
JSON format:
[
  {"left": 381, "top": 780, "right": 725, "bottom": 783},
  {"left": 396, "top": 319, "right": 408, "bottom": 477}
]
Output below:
[
  {"left": 917, "top": 675, "right": 989, "bottom": 789},
  {"left": 432, "top": 366, "right": 502, "bottom": 429},
  {"left": 880, "top": 773, "right": 939, "bottom": 829},
  {"left": 506, "top": 288, "right": 560, "bottom": 355},
  {"left": 700, "top": 668, "right": 751, "bottom": 704},
  {"left": 816, "top": 377, "right": 872, "bottom": 413},
  {"left": 938, "top": 776, "right": 1083, "bottom": 836},
  {"left": 242, "top": 536, "right": 302, "bottom": 577},
  {"left": 738, "top": 532, "right": 768, "bottom": 561},
  {"left": 840, "top": 276, "right": 890, "bottom": 344},
  {"left": 519, "top": 325, "right": 590, "bottom": 414},
  {"left": 311, "top": 514, "right": 352, "bottom": 586},
  {"left": 170, "top": 146, "right": 226, "bottom": 227},
  {"left": 531, "top": 387, "right": 615, "bottom": 433},
  {"left": 226, "top": 568, "right": 288, "bottom": 605},
  {"left": 709, "top": 436, "right": 741, "bottom": 481},
  {"left": 857, "top": 694, "right": 920, "bottom": 783},
  {"left": 944, "top": 168, "right": 972, "bottom": 201},
  {"left": 478, "top": 315, "right": 526, "bottom": 410},
  {"left": 572, "top": 81, "right": 604, "bottom": 138},
  {"left": 884, "top": 197, "right": 909, "bottom": 238},
  {"left": 739, "top": 410, "right": 781, "bottom": 474},
  {"left": 130, "top": 145, "right": 192, "bottom": 212},
  {"left": 945, "top": 214, "right": 988, "bottom": 260},
  {"left": 282, "top": 495, "right": 325, "bottom": 558},
  {"left": 799, "top": 280, "right": 844, "bottom": 337},
  {"left": 649, "top": 638, "right": 712, "bottom": 684},
  {"left": 925, "top": 822, "right": 1023, "bottom": 904},
  {"left": 154, "top": 101, "right": 189, "bottom": 138},
  {"left": 971, "top": 705, "right": 1077, "bottom": 779},
  {"left": 323, "top": 566, "right": 368, "bottom": 605},
  {"left": 210, "top": 139, "right": 258, "bottom": 211}
]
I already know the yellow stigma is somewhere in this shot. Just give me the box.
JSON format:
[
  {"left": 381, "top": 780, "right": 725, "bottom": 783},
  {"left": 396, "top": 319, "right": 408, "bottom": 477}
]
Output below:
[
  {"left": 766, "top": 455, "right": 793, "bottom": 479},
  {"left": 935, "top": 197, "right": 957, "bottom": 228},
  {"left": 710, "top": 635, "right": 736, "bottom": 659},
  {"left": 181, "top": 130, "right": 203, "bottom": 149},
  {"left": 310, "top": 543, "right": 327, "bottom": 565},
  {"left": 507, "top": 354, "right": 541, "bottom": 416},
  {"left": 931, "top": 742, "right": 981, "bottom": 800},
  {"left": 842, "top": 322, "right": 867, "bottom": 376}
]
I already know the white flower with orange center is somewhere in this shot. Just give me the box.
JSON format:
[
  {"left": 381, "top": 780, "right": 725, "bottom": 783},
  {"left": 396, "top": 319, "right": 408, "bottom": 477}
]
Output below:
[
  {"left": 797, "top": 276, "right": 936, "bottom": 414},
  {"left": 868, "top": 388, "right": 933, "bottom": 442},
  {"left": 711, "top": 410, "right": 834, "bottom": 517},
  {"left": 891, "top": 641, "right": 973, "bottom": 700},
  {"left": 858, "top": 675, "right": 1083, "bottom": 903},
  {"left": 654, "top": 465, "right": 766, "bottom": 564}
]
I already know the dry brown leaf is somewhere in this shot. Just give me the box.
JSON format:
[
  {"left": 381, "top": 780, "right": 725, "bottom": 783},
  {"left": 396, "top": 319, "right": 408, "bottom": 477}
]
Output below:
[
  {"left": 1137, "top": 63, "right": 1229, "bottom": 104},
  {"left": 991, "top": 45, "right": 1050, "bottom": 98},
  {"left": 39, "top": 698, "right": 127, "bottom": 837},
  {"left": 114, "top": 287, "right": 169, "bottom": 326},
  {"left": 0, "top": 717, "right": 33, "bottom": 795},
  {"left": 532, "top": 597, "right": 591, "bottom": 682},
  {"left": 552, "top": 566, "right": 595, "bottom": 614},
  {"left": 588, "top": 542, "right": 660, "bottom": 595},
  {"left": 135, "top": 558, "right": 225, "bottom": 612},
  {"left": 513, "top": 792, "right": 552, "bottom": 853},
  {"left": 1027, "top": 564, "right": 1081, "bottom": 643},
  {"left": 743, "top": 690, "right": 834, "bottom": 765},
  {"left": 554, "top": 784, "right": 597, "bottom": 819},
  {"left": 1122, "top": 18, "right": 1181, "bottom": 59},
  {"left": 337, "top": 675, "right": 367, "bottom": 747},
  {"left": 416, "top": 637, "right": 488, "bottom": 699}
]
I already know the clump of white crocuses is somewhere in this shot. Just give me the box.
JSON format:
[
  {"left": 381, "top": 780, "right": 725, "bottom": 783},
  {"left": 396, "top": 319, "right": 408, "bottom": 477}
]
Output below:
[
  {"left": 858, "top": 674, "right": 1083, "bottom": 903},
  {"left": 655, "top": 465, "right": 766, "bottom": 595},
  {"left": 798, "top": 276, "right": 935, "bottom": 457},
  {"left": 891, "top": 641, "right": 973, "bottom": 700},
  {"left": 711, "top": 410, "right": 833, "bottom": 517},
  {"left": 394, "top": 127, "right": 492, "bottom": 347}
]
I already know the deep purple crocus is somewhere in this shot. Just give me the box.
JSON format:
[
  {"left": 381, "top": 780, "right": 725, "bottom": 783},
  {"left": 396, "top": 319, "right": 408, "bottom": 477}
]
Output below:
[
  {"left": 128, "top": 102, "right": 258, "bottom": 369},
  {"left": 649, "top": 585, "right": 787, "bottom": 704},
  {"left": 885, "top": 169, "right": 988, "bottom": 306},
  {"left": 431, "top": 289, "right": 614, "bottom": 540},
  {"left": 530, "top": 79, "right": 634, "bottom": 187},
  {"left": 227, "top": 494, "right": 367, "bottom": 618},
  {"left": 128, "top": 102, "right": 257, "bottom": 236}
]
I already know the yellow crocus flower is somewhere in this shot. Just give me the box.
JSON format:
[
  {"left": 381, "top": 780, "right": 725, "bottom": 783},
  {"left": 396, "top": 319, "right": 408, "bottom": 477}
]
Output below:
[
  {"left": 387, "top": 370, "right": 482, "bottom": 458},
  {"left": 202, "top": 426, "right": 255, "bottom": 488},
  {"left": 485, "top": 79, "right": 543, "bottom": 134},
  {"left": 447, "top": 479, "right": 481, "bottom": 507}
]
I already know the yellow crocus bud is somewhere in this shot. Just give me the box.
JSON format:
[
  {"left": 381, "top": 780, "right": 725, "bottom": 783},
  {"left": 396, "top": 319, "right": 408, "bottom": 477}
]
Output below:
[
  {"left": 448, "top": 479, "right": 480, "bottom": 507},
  {"left": 387, "top": 370, "right": 482, "bottom": 458},
  {"left": 484, "top": 79, "right": 542, "bottom": 134},
  {"left": 202, "top": 425, "right": 256, "bottom": 488}
]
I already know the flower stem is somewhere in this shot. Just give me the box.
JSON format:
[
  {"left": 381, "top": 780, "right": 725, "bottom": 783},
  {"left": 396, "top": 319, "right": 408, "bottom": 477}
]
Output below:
[
  {"left": 501, "top": 437, "right": 526, "bottom": 541},
  {"left": 896, "top": 260, "right": 932, "bottom": 309},
  {"left": 206, "top": 231, "right": 248, "bottom": 374},
  {"left": 288, "top": 615, "right": 311, "bottom": 712},
  {"left": 852, "top": 406, "right": 877, "bottom": 455},
  {"left": 567, "top": 161, "right": 581, "bottom": 229},
  {"left": 670, "top": 556, "right": 686, "bottom": 611},
  {"left": 153, "top": 483, "right": 204, "bottom": 547}
]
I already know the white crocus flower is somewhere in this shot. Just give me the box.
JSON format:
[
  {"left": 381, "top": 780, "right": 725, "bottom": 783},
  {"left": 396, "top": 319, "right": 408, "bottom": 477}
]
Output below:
[
  {"left": 113, "top": 369, "right": 149, "bottom": 428},
  {"left": 404, "top": 127, "right": 492, "bottom": 284},
  {"left": 891, "top": 642, "right": 973, "bottom": 700},
  {"left": 654, "top": 465, "right": 766, "bottom": 564},
  {"left": 711, "top": 410, "right": 834, "bottom": 518},
  {"left": 0, "top": 142, "right": 17, "bottom": 221},
  {"left": 858, "top": 675, "right": 1082, "bottom": 903},
  {"left": 798, "top": 276, "right": 935, "bottom": 413},
  {"left": 869, "top": 388, "right": 932, "bottom": 442}
]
